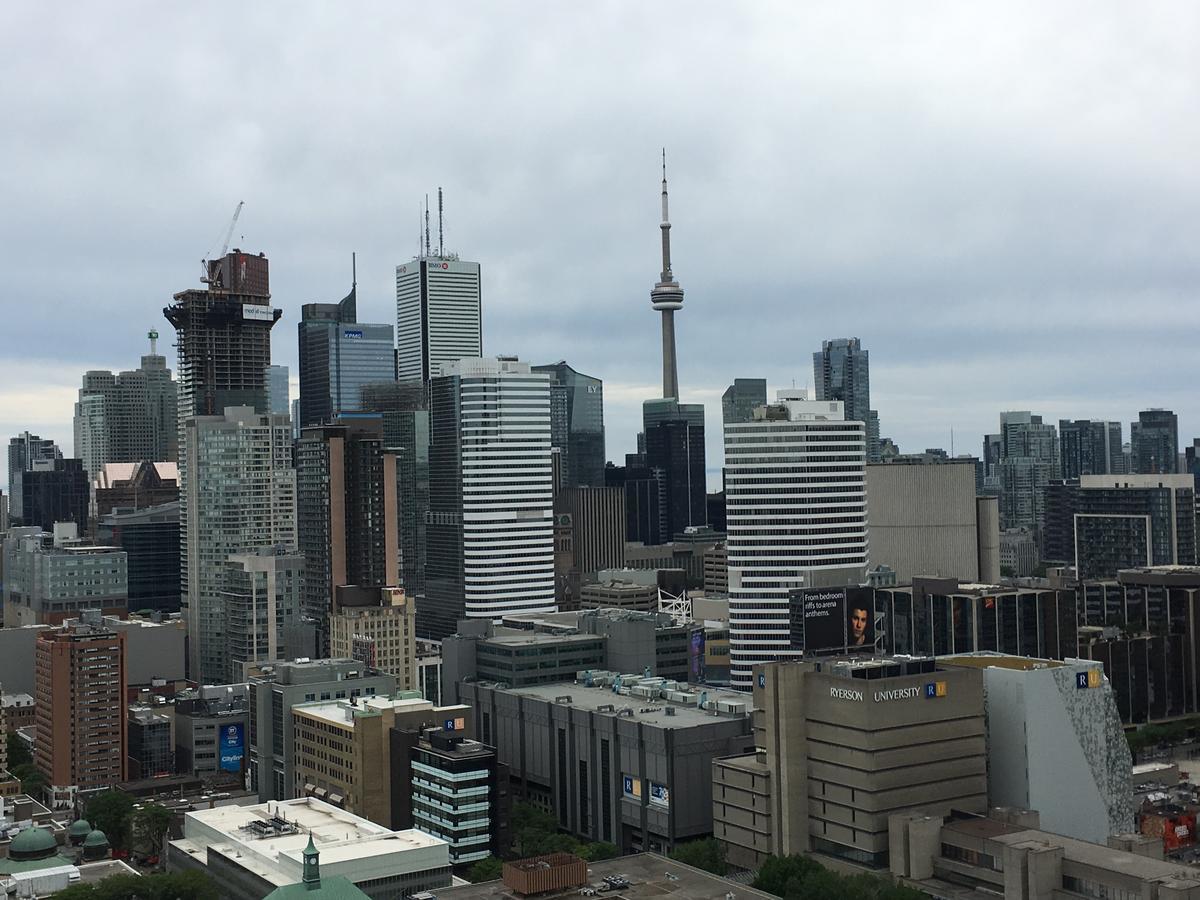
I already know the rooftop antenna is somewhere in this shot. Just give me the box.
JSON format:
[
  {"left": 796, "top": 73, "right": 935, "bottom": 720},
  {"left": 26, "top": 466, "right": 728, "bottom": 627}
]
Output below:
[
  {"left": 417, "top": 205, "right": 422, "bottom": 258},
  {"left": 351, "top": 252, "right": 357, "bottom": 289},
  {"left": 951, "top": 427, "right": 955, "bottom": 457},
  {"left": 424, "top": 194, "right": 431, "bottom": 258},
  {"left": 437, "top": 187, "right": 444, "bottom": 258}
]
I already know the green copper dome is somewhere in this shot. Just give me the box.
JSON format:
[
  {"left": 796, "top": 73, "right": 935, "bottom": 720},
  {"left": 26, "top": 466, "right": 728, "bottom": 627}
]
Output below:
[
  {"left": 9, "top": 828, "right": 57, "bottom": 859},
  {"left": 82, "top": 830, "right": 109, "bottom": 849},
  {"left": 68, "top": 819, "right": 92, "bottom": 838}
]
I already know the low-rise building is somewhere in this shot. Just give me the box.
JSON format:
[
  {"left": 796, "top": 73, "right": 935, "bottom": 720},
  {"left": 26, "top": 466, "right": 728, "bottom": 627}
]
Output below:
[
  {"left": 2, "top": 524, "right": 127, "bottom": 627},
  {"left": 290, "top": 693, "right": 470, "bottom": 829},
  {"left": 127, "top": 707, "right": 173, "bottom": 780},
  {"left": 460, "top": 675, "right": 754, "bottom": 854},
  {"left": 578, "top": 579, "right": 657, "bottom": 612},
  {"left": 173, "top": 684, "right": 250, "bottom": 781},
  {"left": 249, "top": 659, "right": 396, "bottom": 803},
  {"left": 1, "top": 694, "right": 35, "bottom": 734},
  {"left": 167, "top": 796, "right": 452, "bottom": 900},
  {"left": 890, "top": 808, "right": 1200, "bottom": 900},
  {"left": 713, "top": 656, "right": 987, "bottom": 871},
  {"left": 329, "top": 587, "right": 417, "bottom": 691}
]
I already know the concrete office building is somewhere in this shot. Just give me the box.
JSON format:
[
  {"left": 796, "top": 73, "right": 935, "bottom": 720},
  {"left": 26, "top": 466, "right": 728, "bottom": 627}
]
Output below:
[
  {"left": 2, "top": 524, "right": 127, "bottom": 627},
  {"left": 721, "top": 378, "right": 767, "bottom": 425},
  {"left": 460, "top": 676, "right": 753, "bottom": 854},
  {"left": 174, "top": 684, "right": 250, "bottom": 779},
  {"left": 578, "top": 578, "right": 657, "bottom": 612},
  {"left": 222, "top": 548, "right": 306, "bottom": 683},
  {"left": 296, "top": 419, "right": 399, "bottom": 651},
  {"left": 267, "top": 364, "right": 290, "bottom": 416},
  {"left": 329, "top": 587, "right": 417, "bottom": 691},
  {"left": 3, "top": 693, "right": 36, "bottom": 734},
  {"left": 941, "top": 654, "right": 1133, "bottom": 844},
  {"left": 558, "top": 486, "right": 625, "bottom": 589},
  {"left": 891, "top": 808, "right": 1200, "bottom": 900},
  {"left": 0, "top": 490, "right": 7, "bottom": 532},
  {"left": 395, "top": 253, "right": 482, "bottom": 383},
  {"left": 712, "top": 657, "right": 986, "bottom": 870},
  {"left": 73, "top": 333, "right": 177, "bottom": 480},
  {"left": 866, "top": 458, "right": 999, "bottom": 583},
  {"left": 6, "top": 432, "right": 61, "bottom": 524},
  {"left": 1000, "top": 527, "right": 1039, "bottom": 576},
  {"left": 0, "top": 613, "right": 184, "bottom": 695},
  {"left": 532, "top": 362, "right": 606, "bottom": 491},
  {"left": 1059, "top": 419, "right": 1124, "bottom": 479},
  {"left": 249, "top": 658, "right": 396, "bottom": 802},
  {"left": 35, "top": 616, "right": 129, "bottom": 808},
  {"left": 96, "top": 501, "right": 180, "bottom": 614},
  {"left": 183, "top": 407, "right": 296, "bottom": 684},
  {"left": 298, "top": 279, "right": 395, "bottom": 427},
  {"left": 441, "top": 609, "right": 705, "bottom": 703},
  {"left": 724, "top": 391, "right": 868, "bottom": 689},
  {"left": 168, "top": 796, "right": 452, "bottom": 900},
  {"left": 19, "top": 458, "right": 90, "bottom": 532},
  {"left": 1043, "top": 474, "right": 1196, "bottom": 579},
  {"left": 292, "top": 691, "right": 470, "bottom": 830},
  {"left": 425, "top": 357, "right": 555, "bottom": 639},
  {"left": 1133, "top": 408, "right": 1179, "bottom": 475}
]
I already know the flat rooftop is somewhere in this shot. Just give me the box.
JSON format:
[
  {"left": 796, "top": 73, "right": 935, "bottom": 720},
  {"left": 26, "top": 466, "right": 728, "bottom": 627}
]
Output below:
[
  {"left": 482, "top": 629, "right": 602, "bottom": 647},
  {"left": 172, "top": 798, "right": 443, "bottom": 887},
  {"left": 435, "top": 853, "right": 774, "bottom": 900},
  {"left": 293, "top": 693, "right": 432, "bottom": 726},
  {"left": 488, "top": 681, "right": 748, "bottom": 728}
]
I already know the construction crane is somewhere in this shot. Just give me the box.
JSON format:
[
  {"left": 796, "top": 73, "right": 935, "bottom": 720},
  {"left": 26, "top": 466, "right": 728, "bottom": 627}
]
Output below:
[{"left": 201, "top": 201, "right": 245, "bottom": 285}]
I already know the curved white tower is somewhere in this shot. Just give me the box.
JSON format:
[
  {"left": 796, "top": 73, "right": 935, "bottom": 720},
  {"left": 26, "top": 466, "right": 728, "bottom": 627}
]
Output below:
[{"left": 650, "top": 151, "right": 684, "bottom": 400}]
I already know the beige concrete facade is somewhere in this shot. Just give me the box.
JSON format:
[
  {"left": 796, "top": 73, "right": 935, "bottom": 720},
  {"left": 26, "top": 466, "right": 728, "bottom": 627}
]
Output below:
[
  {"left": 329, "top": 587, "right": 417, "bottom": 691},
  {"left": 714, "top": 658, "right": 987, "bottom": 870}
]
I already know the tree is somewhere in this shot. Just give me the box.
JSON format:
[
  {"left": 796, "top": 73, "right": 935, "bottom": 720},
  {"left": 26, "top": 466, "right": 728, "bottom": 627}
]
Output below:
[
  {"left": 752, "top": 854, "right": 822, "bottom": 897},
  {"left": 467, "top": 855, "right": 504, "bottom": 883},
  {"left": 52, "top": 870, "right": 218, "bottom": 899},
  {"left": 10, "top": 763, "right": 45, "bottom": 798},
  {"left": 131, "top": 803, "right": 174, "bottom": 858},
  {"left": 579, "top": 841, "right": 619, "bottom": 861},
  {"left": 7, "top": 732, "right": 31, "bottom": 769},
  {"left": 84, "top": 791, "right": 136, "bottom": 851},
  {"left": 669, "top": 837, "right": 726, "bottom": 875}
]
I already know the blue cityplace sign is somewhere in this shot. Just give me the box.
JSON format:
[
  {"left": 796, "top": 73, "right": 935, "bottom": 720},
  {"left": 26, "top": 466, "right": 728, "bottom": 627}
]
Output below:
[{"left": 219, "top": 723, "right": 245, "bottom": 773}]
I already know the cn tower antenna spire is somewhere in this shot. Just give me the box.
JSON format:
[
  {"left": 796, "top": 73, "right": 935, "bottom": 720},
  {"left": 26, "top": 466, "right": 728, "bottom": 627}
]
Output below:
[{"left": 650, "top": 149, "right": 684, "bottom": 400}]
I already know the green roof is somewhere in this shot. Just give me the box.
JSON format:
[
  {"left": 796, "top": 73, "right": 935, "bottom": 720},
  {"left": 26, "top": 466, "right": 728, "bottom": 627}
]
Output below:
[
  {"left": 8, "top": 827, "right": 57, "bottom": 858},
  {"left": 68, "top": 820, "right": 92, "bottom": 838},
  {"left": 263, "top": 876, "right": 371, "bottom": 900},
  {"left": 83, "top": 829, "right": 110, "bottom": 849}
]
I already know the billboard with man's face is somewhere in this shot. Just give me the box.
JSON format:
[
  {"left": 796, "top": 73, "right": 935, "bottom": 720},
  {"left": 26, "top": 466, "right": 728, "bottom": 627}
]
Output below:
[{"left": 791, "top": 587, "right": 874, "bottom": 653}]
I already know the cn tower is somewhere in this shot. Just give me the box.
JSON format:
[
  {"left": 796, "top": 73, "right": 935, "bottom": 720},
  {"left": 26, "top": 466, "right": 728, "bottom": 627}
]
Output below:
[{"left": 650, "top": 151, "right": 684, "bottom": 400}]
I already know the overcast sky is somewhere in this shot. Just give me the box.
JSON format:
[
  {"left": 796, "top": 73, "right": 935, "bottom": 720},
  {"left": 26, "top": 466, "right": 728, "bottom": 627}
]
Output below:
[{"left": 3, "top": 3, "right": 1198, "bottom": 489}]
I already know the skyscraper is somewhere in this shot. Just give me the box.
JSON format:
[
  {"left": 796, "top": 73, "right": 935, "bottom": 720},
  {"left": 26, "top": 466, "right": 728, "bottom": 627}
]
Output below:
[
  {"left": 997, "top": 411, "right": 1060, "bottom": 532},
  {"left": 296, "top": 418, "right": 399, "bottom": 653},
  {"left": 1059, "top": 419, "right": 1124, "bottom": 480},
  {"left": 642, "top": 398, "right": 707, "bottom": 539},
  {"left": 183, "top": 407, "right": 296, "bottom": 684},
  {"left": 267, "top": 365, "right": 290, "bottom": 416},
  {"left": 1132, "top": 409, "right": 1179, "bottom": 475},
  {"left": 424, "top": 357, "right": 554, "bottom": 639},
  {"left": 724, "top": 391, "right": 868, "bottom": 690},
  {"left": 20, "top": 458, "right": 90, "bottom": 532},
  {"left": 164, "top": 249, "right": 280, "bottom": 420},
  {"left": 298, "top": 275, "right": 396, "bottom": 427},
  {"left": 35, "top": 616, "right": 128, "bottom": 803},
  {"left": 650, "top": 153, "right": 684, "bottom": 400},
  {"left": 222, "top": 548, "right": 306, "bottom": 682},
  {"left": 73, "top": 331, "right": 177, "bottom": 480},
  {"left": 395, "top": 252, "right": 481, "bottom": 382},
  {"left": 813, "top": 337, "right": 879, "bottom": 461},
  {"left": 7, "top": 432, "right": 61, "bottom": 523},
  {"left": 360, "top": 381, "right": 430, "bottom": 600},
  {"left": 531, "top": 361, "right": 605, "bottom": 490},
  {"left": 722, "top": 378, "right": 767, "bottom": 424}
]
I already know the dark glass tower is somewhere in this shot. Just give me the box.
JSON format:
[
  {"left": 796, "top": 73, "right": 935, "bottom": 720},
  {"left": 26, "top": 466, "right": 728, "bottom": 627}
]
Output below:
[
  {"left": 813, "top": 337, "right": 878, "bottom": 461},
  {"left": 1059, "top": 419, "right": 1124, "bottom": 480},
  {"left": 721, "top": 378, "right": 767, "bottom": 424},
  {"left": 298, "top": 270, "right": 396, "bottom": 428},
  {"left": 21, "top": 458, "right": 89, "bottom": 532},
  {"left": 1132, "top": 409, "right": 1179, "bottom": 475},
  {"left": 642, "top": 399, "right": 706, "bottom": 541},
  {"left": 532, "top": 361, "right": 605, "bottom": 490}
]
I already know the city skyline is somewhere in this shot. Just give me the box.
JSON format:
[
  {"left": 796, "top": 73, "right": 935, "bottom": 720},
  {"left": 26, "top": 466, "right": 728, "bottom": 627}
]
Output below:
[{"left": 3, "top": 5, "right": 1199, "bottom": 489}]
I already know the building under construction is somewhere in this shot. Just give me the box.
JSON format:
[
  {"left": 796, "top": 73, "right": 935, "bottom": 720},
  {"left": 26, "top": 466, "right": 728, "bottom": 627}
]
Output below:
[{"left": 164, "top": 250, "right": 279, "bottom": 419}]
